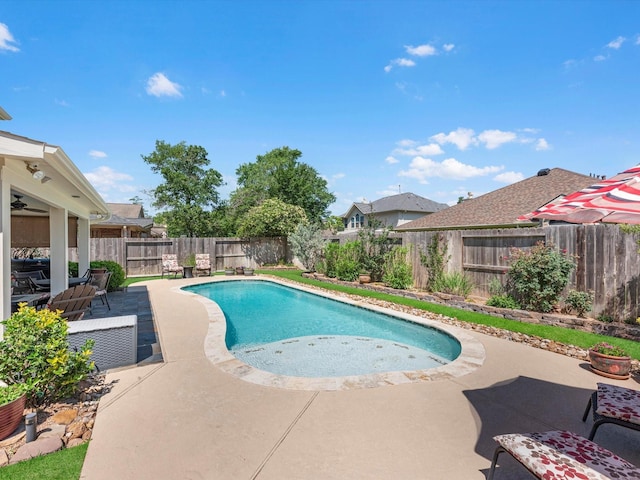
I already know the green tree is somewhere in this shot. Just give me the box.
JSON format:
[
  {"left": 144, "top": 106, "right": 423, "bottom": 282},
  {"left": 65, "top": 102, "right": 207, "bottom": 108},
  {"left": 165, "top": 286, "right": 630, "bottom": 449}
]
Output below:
[
  {"left": 142, "top": 140, "right": 224, "bottom": 237},
  {"left": 230, "top": 146, "right": 335, "bottom": 227},
  {"left": 237, "top": 198, "right": 308, "bottom": 238},
  {"left": 288, "top": 223, "right": 326, "bottom": 271}
]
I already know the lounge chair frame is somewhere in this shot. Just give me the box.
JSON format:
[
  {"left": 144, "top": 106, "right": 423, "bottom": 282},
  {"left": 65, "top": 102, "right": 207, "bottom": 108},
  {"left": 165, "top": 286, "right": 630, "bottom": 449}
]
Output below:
[{"left": 582, "top": 382, "right": 640, "bottom": 440}]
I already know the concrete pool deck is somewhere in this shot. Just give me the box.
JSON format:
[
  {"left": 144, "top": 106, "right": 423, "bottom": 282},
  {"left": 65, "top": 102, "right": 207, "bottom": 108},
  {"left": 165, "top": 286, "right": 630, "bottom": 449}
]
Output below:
[{"left": 81, "top": 276, "right": 640, "bottom": 479}]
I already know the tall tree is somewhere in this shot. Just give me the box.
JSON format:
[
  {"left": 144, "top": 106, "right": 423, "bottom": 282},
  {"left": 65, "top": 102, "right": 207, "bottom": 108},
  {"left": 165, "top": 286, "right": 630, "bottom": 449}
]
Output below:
[
  {"left": 142, "top": 140, "right": 224, "bottom": 237},
  {"left": 237, "top": 198, "right": 308, "bottom": 238},
  {"left": 230, "top": 146, "right": 335, "bottom": 227}
]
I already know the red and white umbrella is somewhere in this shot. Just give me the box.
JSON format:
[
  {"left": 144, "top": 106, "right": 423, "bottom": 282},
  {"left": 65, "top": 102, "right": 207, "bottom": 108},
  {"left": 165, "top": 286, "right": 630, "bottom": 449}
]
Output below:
[{"left": 519, "top": 165, "right": 640, "bottom": 224}]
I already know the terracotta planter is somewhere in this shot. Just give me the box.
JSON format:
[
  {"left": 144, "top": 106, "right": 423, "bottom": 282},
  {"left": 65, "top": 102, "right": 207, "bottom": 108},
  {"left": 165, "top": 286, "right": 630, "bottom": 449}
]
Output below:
[
  {"left": 235, "top": 267, "right": 244, "bottom": 275},
  {"left": 0, "top": 393, "right": 26, "bottom": 441},
  {"left": 588, "top": 349, "right": 631, "bottom": 380},
  {"left": 358, "top": 274, "right": 371, "bottom": 284}
]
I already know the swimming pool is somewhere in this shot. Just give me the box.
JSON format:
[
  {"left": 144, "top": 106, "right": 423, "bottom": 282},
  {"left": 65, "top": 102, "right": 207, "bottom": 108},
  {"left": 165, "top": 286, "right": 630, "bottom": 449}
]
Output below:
[
  {"left": 182, "top": 278, "right": 484, "bottom": 389},
  {"left": 186, "top": 280, "right": 461, "bottom": 377}
]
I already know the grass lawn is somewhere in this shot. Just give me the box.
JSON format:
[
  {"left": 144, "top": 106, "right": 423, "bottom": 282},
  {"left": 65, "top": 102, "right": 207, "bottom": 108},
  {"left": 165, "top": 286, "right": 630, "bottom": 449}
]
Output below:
[{"left": 0, "top": 443, "right": 88, "bottom": 480}]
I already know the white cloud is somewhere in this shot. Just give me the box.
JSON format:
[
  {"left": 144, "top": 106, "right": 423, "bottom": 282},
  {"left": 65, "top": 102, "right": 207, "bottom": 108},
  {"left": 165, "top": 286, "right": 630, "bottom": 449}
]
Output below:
[
  {"left": 535, "top": 138, "right": 551, "bottom": 151},
  {"left": 520, "top": 127, "right": 540, "bottom": 134},
  {"left": 384, "top": 58, "right": 417, "bottom": 72},
  {"left": 477, "top": 129, "right": 517, "bottom": 149},
  {"left": 385, "top": 156, "right": 399, "bottom": 164},
  {"left": 405, "top": 44, "right": 437, "bottom": 57},
  {"left": 397, "top": 139, "right": 417, "bottom": 147},
  {"left": 430, "top": 128, "right": 477, "bottom": 150},
  {"left": 220, "top": 90, "right": 226, "bottom": 97},
  {"left": 84, "top": 166, "right": 135, "bottom": 194},
  {"left": 0, "top": 23, "right": 19, "bottom": 52},
  {"left": 89, "top": 150, "right": 107, "bottom": 158},
  {"left": 393, "top": 143, "right": 444, "bottom": 157},
  {"left": 607, "top": 36, "right": 625, "bottom": 49},
  {"left": 377, "top": 186, "right": 404, "bottom": 197},
  {"left": 146, "top": 72, "right": 183, "bottom": 98},
  {"left": 594, "top": 54, "right": 607, "bottom": 62},
  {"left": 443, "top": 43, "right": 455, "bottom": 52},
  {"left": 636, "top": 35, "right": 640, "bottom": 45},
  {"left": 494, "top": 171, "right": 524, "bottom": 184},
  {"left": 398, "top": 157, "right": 502, "bottom": 183},
  {"left": 55, "top": 98, "right": 69, "bottom": 107}
]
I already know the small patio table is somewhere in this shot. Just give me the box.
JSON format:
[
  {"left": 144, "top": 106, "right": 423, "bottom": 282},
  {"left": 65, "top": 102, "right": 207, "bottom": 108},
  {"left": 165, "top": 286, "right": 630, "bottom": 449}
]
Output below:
[
  {"left": 11, "top": 292, "right": 51, "bottom": 312},
  {"left": 33, "top": 277, "right": 88, "bottom": 290}
]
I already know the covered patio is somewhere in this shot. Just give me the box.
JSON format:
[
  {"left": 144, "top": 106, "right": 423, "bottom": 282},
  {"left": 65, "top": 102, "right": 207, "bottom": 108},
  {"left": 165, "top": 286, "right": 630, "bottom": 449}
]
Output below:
[{"left": 0, "top": 127, "right": 110, "bottom": 326}]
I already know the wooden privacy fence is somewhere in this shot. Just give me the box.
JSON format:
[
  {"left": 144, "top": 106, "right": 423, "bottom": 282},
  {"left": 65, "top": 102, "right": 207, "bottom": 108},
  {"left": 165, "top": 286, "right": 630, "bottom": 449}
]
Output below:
[
  {"left": 69, "top": 237, "right": 289, "bottom": 277},
  {"left": 402, "top": 224, "right": 640, "bottom": 320}
]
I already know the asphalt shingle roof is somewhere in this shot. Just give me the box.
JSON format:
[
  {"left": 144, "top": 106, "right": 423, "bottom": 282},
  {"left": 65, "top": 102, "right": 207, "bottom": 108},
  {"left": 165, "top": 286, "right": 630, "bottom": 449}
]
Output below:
[
  {"left": 395, "top": 168, "right": 595, "bottom": 230},
  {"left": 343, "top": 192, "right": 448, "bottom": 217}
]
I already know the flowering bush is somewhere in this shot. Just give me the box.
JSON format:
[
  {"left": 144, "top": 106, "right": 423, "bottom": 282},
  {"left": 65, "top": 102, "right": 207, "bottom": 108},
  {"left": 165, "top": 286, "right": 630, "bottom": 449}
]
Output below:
[
  {"left": 590, "top": 342, "right": 628, "bottom": 357},
  {"left": 506, "top": 242, "right": 575, "bottom": 313},
  {"left": 564, "top": 290, "right": 594, "bottom": 317}
]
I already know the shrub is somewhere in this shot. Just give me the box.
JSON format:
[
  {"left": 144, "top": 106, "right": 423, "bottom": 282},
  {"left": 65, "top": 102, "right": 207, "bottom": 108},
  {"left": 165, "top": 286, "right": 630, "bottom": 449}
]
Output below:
[
  {"left": 69, "top": 260, "right": 125, "bottom": 291},
  {"left": 382, "top": 246, "right": 413, "bottom": 289},
  {"left": 564, "top": 290, "right": 594, "bottom": 318},
  {"left": 335, "top": 241, "right": 361, "bottom": 282},
  {"left": 505, "top": 242, "right": 576, "bottom": 313},
  {"left": 488, "top": 277, "right": 505, "bottom": 296},
  {"left": 596, "top": 313, "right": 615, "bottom": 323},
  {"left": 356, "top": 217, "right": 396, "bottom": 282},
  {"left": 0, "top": 305, "right": 94, "bottom": 407},
  {"left": 288, "top": 223, "right": 326, "bottom": 271},
  {"left": 486, "top": 294, "right": 521, "bottom": 309},
  {"left": 323, "top": 242, "right": 340, "bottom": 278},
  {"left": 419, "top": 233, "right": 450, "bottom": 292},
  {"left": 433, "top": 271, "right": 474, "bottom": 297}
]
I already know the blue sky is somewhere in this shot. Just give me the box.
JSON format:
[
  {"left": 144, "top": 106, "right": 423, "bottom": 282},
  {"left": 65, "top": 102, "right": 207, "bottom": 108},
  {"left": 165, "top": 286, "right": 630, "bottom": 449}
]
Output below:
[{"left": 1, "top": 1, "right": 639, "bottom": 216}]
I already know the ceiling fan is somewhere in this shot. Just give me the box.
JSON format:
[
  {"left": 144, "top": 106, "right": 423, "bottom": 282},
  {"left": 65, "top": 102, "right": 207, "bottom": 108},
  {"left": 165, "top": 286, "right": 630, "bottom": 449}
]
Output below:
[{"left": 11, "top": 194, "right": 48, "bottom": 213}]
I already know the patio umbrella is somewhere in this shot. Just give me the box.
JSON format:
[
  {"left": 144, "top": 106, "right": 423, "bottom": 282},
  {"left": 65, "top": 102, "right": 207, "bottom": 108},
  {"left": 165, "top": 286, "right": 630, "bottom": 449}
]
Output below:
[{"left": 519, "top": 165, "right": 640, "bottom": 224}]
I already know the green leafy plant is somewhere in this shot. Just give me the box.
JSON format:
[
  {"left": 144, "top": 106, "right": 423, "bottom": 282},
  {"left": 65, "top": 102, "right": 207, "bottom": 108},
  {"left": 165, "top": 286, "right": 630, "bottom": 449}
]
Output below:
[
  {"left": 433, "top": 271, "right": 474, "bottom": 297},
  {"left": 288, "top": 223, "right": 326, "bottom": 272},
  {"left": 356, "top": 216, "right": 396, "bottom": 282},
  {"left": 182, "top": 253, "right": 196, "bottom": 267},
  {"left": 0, "top": 383, "right": 26, "bottom": 407},
  {"left": 590, "top": 342, "right": 628, "bottom": 357},
  {"left": 505, "top": 242, "right": 576, "bottom": 313},
  {"left": 69, "top": 260, "right": 125, "bottom": 291},
  {"left": 419, "top": 233, "right": 450, "bottom": 292},
  {"left": 335, "top": 241, "right": 361, "bottom": 282},
  {"left": 322, "top": 241, "right": 340, "bottom": 278},
  {"left": 0, "top": 305, "right": 95, "bottom": 407},
  {"left": 383, "top": 246, "right": 413, "bottom": 289},
  {"left": 488, "top": 278, "right": 505, "bottom": 296},
  {"left": 596, "top": 313, "right": 614, "bottom": 323},
  {"left": 486, "top": 294, "right": 521, "bottom": 309},
  {"left": 564, "top": 290, "right": 594, "bottom": 318}
]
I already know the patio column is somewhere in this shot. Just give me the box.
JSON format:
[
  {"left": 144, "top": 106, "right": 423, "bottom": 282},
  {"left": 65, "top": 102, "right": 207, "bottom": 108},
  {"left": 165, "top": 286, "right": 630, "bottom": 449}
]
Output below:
[
  {"left": 49, "top": 206, "right": 69, "bottom": 295},
  {"left": 0, "top": 172, "right": 11, "bottom": 326},
  {"left": 77, "top": 217, "right": 90, "bottom": 277}
]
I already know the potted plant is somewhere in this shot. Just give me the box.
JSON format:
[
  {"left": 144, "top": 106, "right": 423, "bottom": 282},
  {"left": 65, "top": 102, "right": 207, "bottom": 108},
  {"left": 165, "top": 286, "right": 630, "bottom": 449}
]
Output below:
[
  {"left": 244, "top": 267, "right": 255, "bottom": 276},
  {"left": 235, "top": 266, "right": 245, "bottom": 275},
  {"left": 588, "top": 342, "right": 632, "bottom": 380},
  {"left": 224, "top": 266, "right": 235, "bottom": 275},
  {"left": 358, "top": 271, "right": 371, "bottom": 284},
  {"left": 0, "top": 383, "right": 27, "bottom": 440}
]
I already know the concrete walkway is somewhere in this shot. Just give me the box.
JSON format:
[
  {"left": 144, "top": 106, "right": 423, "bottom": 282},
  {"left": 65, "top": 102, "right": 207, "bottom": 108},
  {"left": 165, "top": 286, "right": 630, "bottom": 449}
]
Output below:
[{"left": 80, "top": 277, "right": 640, "bottom": 479}]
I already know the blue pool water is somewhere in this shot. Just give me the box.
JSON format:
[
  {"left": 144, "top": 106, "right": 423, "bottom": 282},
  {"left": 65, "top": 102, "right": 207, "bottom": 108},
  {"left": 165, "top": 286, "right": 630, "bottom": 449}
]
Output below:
[{"left": 186, "top": 280, "right": 462, "bottom": 377}]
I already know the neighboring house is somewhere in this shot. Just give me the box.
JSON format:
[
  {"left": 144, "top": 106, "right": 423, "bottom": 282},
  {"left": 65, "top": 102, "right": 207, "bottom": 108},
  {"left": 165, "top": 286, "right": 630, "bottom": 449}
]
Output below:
[
  {"left": 91, "top": 203, "right": 154, "bottom": 238},
  {"left": 395, "top": 168, "right": 595, "bottom": 231},
  {"left": 341, "top": 192, "right": 449, "bottom": 233}
]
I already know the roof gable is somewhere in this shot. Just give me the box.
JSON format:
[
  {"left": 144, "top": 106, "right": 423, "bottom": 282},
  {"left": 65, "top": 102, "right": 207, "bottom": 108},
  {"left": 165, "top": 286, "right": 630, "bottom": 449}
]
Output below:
[
  {"left": 396, "top": 168, "right": 595, "bottom": 230},
  {"left": 107, "top": 203, "right": 145, "bottom": 218},
  {"left": 342, "top": 192, "right": 448, "bottom": 218}
]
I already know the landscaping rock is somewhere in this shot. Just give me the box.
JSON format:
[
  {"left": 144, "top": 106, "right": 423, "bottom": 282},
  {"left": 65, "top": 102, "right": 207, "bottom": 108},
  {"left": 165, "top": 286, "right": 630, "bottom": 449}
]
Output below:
[
  {"left": 10, "top": 436, "right": 63, "bottom": 464},
  {"left": 51, "top": 408, "right": 79, "bottom": 425},
  {"left": 0, "top": 449, "right": 7, "bottom": 467}
]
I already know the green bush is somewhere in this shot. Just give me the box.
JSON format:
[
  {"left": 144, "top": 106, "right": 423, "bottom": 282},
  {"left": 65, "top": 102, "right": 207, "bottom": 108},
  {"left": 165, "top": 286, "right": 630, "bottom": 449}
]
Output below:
[
  {"left": 506, "top": 242, "right": 575, "bottom": 313},
  {"left": 433, "top": 271, "right": 474, "bottom": 297},
  {"left": 68, "top": 260, "right": 125, "bottom": 291},
  {"left": 335, "top": 241, "right": 361, "bottom": 282},
  {"left": 486, "top": 294, "right": 521, "bottom": 309},
  {"left": 0, "top": 383, "right": 27, "bottom": 407},
  {"left": 382, "top": 246, "right": 413, "bottom": 289},
  {"left": 564, "top": 290, "right": 594, "bottom": 318},
  {"left": 323, "top": 242, "right": 340, "bottom": 278},
  {"left": 419, "top": 233, "right": 450, "bottom": 292},
  {"left": 0, "top": 305, "right": 94, "bottom": 407}
]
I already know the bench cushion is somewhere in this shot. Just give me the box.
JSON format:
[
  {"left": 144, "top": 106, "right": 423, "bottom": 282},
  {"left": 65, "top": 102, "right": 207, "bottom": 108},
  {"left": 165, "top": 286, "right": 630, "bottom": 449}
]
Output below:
[
  {"left": 596, "top": 382, "right": 640, "bottom": 425},
  {"left": 494, "top": 430, "right": 640, "bottom": 479}
]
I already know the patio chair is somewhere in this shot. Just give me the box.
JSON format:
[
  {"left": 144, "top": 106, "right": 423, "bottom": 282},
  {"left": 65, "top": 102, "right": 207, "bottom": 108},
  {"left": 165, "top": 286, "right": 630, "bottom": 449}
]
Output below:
[
  {"left": 582, "top": 382, "right": 640, "bottom": 440},
  {"left": 88, "top": 271, "right": 112, "bottom": 310},
  {"left": 47, "top": 284, "right": 96, "bottom": 321},
  {"left": 161, "top": 254, "right": 183, "bottom": 278},
  {"left": 195, "top": 253, "right": 211, "bottom": 276},
  {"left": 488, "top": 430, "right": 640, "bottom": 479},
  {"left": 11, "top": 272, "right": 49, "bottom": 294}
]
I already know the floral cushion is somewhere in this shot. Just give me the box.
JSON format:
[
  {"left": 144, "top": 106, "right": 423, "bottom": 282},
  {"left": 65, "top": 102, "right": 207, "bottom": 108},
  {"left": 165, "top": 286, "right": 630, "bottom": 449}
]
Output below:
[
  {"left": 494, "top": 430, "right": 640, "bottom": 479},
  {"left": 596, "top": 383, "right": 640, "bottom": 425},
  {"left": 195, "top": 254, "right": 210, "bottom": 270},
  {"left": 161, "top": 254, "right": 183, "bottom": 272}
]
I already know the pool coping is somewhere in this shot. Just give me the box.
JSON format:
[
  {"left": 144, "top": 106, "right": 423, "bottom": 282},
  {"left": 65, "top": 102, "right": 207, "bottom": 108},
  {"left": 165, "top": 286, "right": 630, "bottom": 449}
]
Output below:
[{"left": 176, "top": 276, "right": 486, "bottom": 391}]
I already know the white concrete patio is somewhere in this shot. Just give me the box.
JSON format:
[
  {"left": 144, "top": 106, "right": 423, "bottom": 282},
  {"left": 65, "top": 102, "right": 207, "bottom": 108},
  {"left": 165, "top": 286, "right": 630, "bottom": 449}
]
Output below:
[{"left": 80, "top": 276, "right": 640, "bottom": 479}]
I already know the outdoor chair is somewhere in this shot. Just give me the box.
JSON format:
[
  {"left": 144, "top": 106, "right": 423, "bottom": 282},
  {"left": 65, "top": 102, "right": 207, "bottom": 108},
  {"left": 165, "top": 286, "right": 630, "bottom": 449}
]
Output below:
[
  {"left": 195, "top": 253, "right": 211, "bottom": 276},
  {"left": 47, "top": 284, "right": 96, "bottom": 321},
  {"left": 161, "top": 254, "right": 183, "bottom": 278},
  {"left": 11, "top": 272, "right": 49, "bottom": 294},
  {"left": 88, "top": 271, "right": 112, "bottom": 310},
  {"left": 582, "top": 382, "right": 640, "bottom": 440},
  {"left": 488, "top": 430, "right": 640, "bottom": 479}
]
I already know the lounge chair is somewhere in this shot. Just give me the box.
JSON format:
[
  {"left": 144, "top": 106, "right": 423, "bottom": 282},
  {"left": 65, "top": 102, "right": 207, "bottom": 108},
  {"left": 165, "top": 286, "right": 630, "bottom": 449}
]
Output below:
[
  {"left": 88, "top": 271, "right": 112, "bottom": 310},
  {"left": 488, "top": 430, "right": 640, "bottom": 479},
  {"left": 195, "top": 253, "right": 211, "bottom": 276},
  {"left": 582, "top": 382, "right": 640, "bottom": 440},
  {"left": 47, "top": 284, "right": 96, "bottom": 321},
  {"left": 161, "top": 254, "right": 183, "bottom": 278}
]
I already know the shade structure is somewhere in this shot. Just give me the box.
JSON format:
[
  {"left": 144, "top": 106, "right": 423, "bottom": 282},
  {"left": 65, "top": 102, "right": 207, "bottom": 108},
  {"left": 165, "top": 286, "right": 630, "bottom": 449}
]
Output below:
[{"left": 519, "top": 165, "right": 640, "bottom": 224}]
